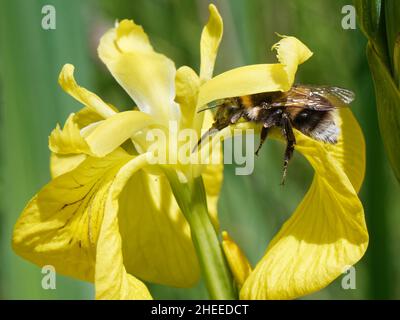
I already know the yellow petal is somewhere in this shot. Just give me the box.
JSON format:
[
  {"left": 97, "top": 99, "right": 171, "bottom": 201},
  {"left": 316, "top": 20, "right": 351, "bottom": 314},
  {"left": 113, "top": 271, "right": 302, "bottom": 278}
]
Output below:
[
  {"left": 326, "top": 111, "right": 365, "bottom": 193},
  {"left": 84, "top": 110, "right": 156, "bottom": 157},
  {"left": 49, "top": 114, "right": 91, "bottom": 155},
  {"left": 12, "top": 149, "right": 132, "bottom": 283},
  {"left": 98, "top": 20, "right": 179, "bottom": 122},
  {"left": 200, "top": 110, "right": 223, "bottom": 228},
  {"left": 115, "top": 168, "right": 200, "bottom": 287},
  {"left": 14, "top": 150, "right": 153, "bottom": 299},
  {"left": 200, "top": 4, "right": 223, "bottom": 81},
  {"left": 222, "top": 231, "right": 252, "bottom": 288},
  {"left": 175, "top": 66, "right": 201, "bottom": 130},
  {"left": 197, "top": 36, "right": 312, "bottom": 108},
  {"left": 49, "top": 108, "right": 105, "bottom": 178},
  {"left": 202, "top": 159, "right": 223, "bottom": 229},
  {"left": 74, "top": 106, "right": 105, "bottom": 128},
  {"left": 59, "top": 64, "right": 116, "bottom": 119},
  {"left": 50, "top": 152, "right": 87, "bottom": 178},
  {"left": 95, "top": 154, "right": 152, "bottom": 299},
  {"left": 272, "top": 36, "right": 313, "bottom": 87},
  {"left": 240, "top": 109, "right": 368, "bottom": 299}
]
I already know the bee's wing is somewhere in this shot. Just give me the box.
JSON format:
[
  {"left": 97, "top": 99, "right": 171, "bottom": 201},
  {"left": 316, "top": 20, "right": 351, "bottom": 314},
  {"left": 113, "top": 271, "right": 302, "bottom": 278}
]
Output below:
[
  {"left": 269, "top": 85, "right": 355, "bottom": 111},
  {"left": 269, "top": 100, "right": 335, "bottom": 111},
  {"left": 307, "top": 86, "right": 355, "bottom": 105}
]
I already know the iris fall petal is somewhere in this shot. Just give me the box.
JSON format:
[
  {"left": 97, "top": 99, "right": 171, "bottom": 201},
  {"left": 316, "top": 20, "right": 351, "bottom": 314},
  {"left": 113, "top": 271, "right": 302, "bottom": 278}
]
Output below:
[{"left": 240, "top": 109, "right": 368, "bottom": 299}]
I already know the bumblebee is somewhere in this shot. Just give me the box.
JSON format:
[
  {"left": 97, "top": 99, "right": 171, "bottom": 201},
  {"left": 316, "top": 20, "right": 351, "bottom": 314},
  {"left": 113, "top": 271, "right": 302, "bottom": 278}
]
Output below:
[{"left": 197, "top": 85, "right": 355, "bottom": 184}]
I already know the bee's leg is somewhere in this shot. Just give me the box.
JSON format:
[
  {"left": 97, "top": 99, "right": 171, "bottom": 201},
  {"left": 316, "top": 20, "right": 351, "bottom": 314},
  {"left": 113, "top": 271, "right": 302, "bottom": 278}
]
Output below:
[
  {"left": 281, "top": 113, "right": 296, "bottom": 185},
  {"left": 192, "top": 123, "right": 223, "bottom": 153},
  {"left": 230, "top": 111, "right": 243, "bottom": 124},
  {"left": 255, "top": 108, "right": 283, "bottom": 156},
  {"left": 255, "top": 126, "right": 269, "bottom": 156},
  {"left": 195, "top": 109, "right": 243, "bottom": 152}
]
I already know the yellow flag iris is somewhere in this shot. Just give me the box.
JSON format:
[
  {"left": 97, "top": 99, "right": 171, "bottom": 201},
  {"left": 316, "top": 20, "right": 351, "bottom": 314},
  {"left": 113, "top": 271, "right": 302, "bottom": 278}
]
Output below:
[
  {"left": 13, "top": 4, "right": 224, "bottom": 299},
  {"left": 12, "top": 3, "right": 367, "bottom": 300}
]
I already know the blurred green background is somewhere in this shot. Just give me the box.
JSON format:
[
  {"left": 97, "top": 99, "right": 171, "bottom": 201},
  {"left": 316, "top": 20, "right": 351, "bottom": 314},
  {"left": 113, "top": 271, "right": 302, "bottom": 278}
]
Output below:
[{"left": 0, "top": 0, "right": 399, "bottom": 299}]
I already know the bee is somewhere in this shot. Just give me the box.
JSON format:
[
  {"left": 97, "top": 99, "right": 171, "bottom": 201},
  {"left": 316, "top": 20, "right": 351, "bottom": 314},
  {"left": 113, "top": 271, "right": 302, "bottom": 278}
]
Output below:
[{"left": 197, "top": 84, "right": 355, "bottom": 184}]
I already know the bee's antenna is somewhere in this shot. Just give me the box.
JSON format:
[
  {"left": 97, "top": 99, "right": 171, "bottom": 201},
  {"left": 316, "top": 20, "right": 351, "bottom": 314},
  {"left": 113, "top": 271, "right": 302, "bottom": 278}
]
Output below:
[
  {"left": 196, "top": 100, "right": 224, "bottom": 113},
  {"left": 192, "top": 127, "right": 219, "bottom": 153},
  {"left": 197, "top": 105, "right": 219, "bottom": 113}
]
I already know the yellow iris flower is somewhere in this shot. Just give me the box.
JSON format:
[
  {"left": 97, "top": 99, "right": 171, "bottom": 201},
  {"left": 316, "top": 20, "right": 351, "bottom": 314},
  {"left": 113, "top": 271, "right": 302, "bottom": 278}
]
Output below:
[
  {"left": 12, "top": 3, "right": 368, "bottom": 300},
  {"left": 13, "top": 5, "right": 224, "bottom": 299}
]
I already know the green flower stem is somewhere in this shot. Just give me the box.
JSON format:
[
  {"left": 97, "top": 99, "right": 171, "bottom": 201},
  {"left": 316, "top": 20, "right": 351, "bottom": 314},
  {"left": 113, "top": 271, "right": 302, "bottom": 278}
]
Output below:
[{"left": 164, "top": 169, "right": 237, "bottom": 300}]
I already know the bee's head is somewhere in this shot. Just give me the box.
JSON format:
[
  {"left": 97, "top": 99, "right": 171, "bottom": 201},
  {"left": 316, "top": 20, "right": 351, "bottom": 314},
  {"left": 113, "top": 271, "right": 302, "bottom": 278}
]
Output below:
[
  {"left": 198, "top": 98, "right": 241, "bottom": 130},
  {"left": 194, "top": 98, "right": 241, "bottom": 151},
  {"left": 214, "top": 100, "right": 239, "bottom": 125}
]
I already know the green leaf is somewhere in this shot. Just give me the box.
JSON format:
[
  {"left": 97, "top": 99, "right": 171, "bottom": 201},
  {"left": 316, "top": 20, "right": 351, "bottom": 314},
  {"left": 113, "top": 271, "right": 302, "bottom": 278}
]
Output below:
[
  {"left": 394, "top": 35, "right": 400, "bottom": 87},
  {"left": 354, "top": 0, "right": 389, "bottom": 66},
  {"left": 385, "top": 0, "right": 400, "bottom": 78},
  {"left": 367, "top": 43, "right": 400, "bottom": 183},
  {"left": 354, "top": 0, "right": 382, "bottom": 38}
]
